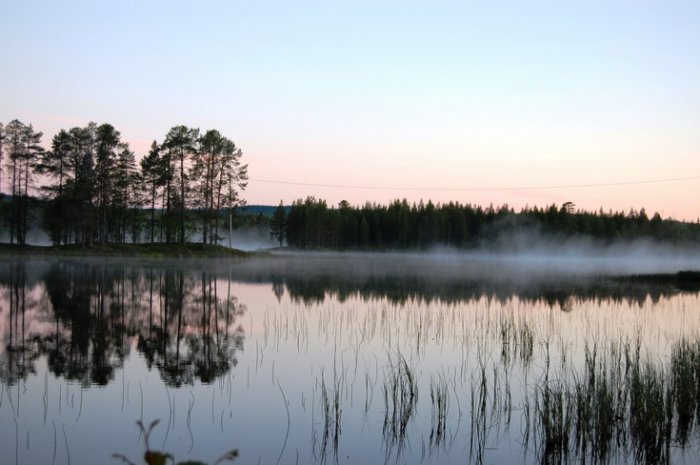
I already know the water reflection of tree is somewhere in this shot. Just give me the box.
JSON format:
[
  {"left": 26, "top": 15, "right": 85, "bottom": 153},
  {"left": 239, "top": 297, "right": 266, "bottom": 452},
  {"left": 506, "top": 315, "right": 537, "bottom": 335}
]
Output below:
[
  {"left": 0, "top": 262, "right": 41, "bottom": 386},
  {"left": 41, "top": 262, "right": 128, "bottom": 385},
  {"left": 272, "top": 279, "right": 285, "bottom": 302},
  {"left": 0, "top": 260, "right": 246, "bottom": 388},
  {"left": 192, "top": 270, "right": 245, "bottom": 383},
  {"left": 136, "top": 268, "right": 245, "bottom": 387},
  {"left": 279, "top": 275, "right": 699, "bottom": 310}
]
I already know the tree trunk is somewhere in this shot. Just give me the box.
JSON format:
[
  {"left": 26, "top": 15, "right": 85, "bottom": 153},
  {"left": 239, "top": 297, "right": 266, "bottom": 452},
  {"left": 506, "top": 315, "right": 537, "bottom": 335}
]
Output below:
[
  {"left": 9, "top": 159, "right": 17, "bottom": 244},
  {"left": 150, "top": 181, "right": 156, "bottom": 243},
  {"left": 213, "top": 170, "right": 225, "bottom": 245},
  {"left": 179, "top": 150, "right": 185, "bottom": 244},
  {"left": 22, "top": 158, "right": 29, "bottom": 245}
]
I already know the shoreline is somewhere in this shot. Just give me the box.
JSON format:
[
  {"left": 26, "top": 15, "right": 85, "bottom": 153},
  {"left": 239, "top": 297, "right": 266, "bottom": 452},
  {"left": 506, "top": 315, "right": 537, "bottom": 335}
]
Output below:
[{"left": 0, "top": 242, "right": 250, "bottom": 258}]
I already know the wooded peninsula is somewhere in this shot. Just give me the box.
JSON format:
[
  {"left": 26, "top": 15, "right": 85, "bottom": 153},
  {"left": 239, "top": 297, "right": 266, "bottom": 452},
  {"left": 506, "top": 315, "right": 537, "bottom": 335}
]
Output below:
[{"left": 1, "top": 118, "right": 699, "bottom": 253}]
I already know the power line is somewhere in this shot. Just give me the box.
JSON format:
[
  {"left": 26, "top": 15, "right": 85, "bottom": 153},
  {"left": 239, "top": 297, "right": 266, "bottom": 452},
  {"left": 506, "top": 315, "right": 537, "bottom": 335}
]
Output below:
[{"left": 248, "top": 175, "right": 700, "bottom": 192}]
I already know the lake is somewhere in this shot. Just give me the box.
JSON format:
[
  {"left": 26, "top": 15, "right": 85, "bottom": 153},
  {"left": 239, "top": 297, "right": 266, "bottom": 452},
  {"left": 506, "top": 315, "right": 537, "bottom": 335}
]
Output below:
[{"left": 2, "top": 252, "right": 700, "bottom": 465}]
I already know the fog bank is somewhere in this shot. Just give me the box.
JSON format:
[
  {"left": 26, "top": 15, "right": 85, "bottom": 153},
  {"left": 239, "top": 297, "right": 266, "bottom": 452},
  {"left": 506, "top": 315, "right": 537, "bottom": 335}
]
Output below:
[{"left": 266, "top": 234, "right": 700, "bottom": 282}]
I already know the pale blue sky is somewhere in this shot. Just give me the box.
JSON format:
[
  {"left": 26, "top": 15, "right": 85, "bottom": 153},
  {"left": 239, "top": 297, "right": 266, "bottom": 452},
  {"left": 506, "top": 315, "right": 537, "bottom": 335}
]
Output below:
[{"left": 2, "top": 1, "right": 699, "bottom": 218}]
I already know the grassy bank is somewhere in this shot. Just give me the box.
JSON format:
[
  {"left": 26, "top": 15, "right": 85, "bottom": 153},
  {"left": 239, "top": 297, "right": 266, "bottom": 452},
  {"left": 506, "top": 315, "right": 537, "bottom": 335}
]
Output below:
[{"left": 0, "top": 242, "right": 249, "bottom": 258}]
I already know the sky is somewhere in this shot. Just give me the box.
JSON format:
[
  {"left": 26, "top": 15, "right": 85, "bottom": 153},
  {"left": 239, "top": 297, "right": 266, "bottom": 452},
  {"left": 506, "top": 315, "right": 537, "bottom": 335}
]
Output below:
[{"left": 2, "top": 1, "right": 699, "bottom": 220}]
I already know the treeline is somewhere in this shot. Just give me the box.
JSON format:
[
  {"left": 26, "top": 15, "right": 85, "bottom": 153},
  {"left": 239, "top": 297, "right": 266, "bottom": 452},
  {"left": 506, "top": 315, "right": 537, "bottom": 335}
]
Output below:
[
  {"left": 0, "top": 119, "right": 247, "bottom": 246},
  {"left": 279, "top": 197, "right": 700, "bottom": 249}
]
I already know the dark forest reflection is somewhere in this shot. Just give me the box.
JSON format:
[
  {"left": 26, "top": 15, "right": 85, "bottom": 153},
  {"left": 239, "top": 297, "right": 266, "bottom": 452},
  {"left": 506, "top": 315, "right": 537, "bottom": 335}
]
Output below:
[
  {"left": 223, "top": 253, "right": 700, "bottom": 307},
  {"left": 0, "top": 260, "right": 245, "bottom": 387},
  {"left": 1, "top": 258, "right": 698, "bottom": 388},
  {"left": 264, "top": 272, "right": 700, "bottom": 309}
]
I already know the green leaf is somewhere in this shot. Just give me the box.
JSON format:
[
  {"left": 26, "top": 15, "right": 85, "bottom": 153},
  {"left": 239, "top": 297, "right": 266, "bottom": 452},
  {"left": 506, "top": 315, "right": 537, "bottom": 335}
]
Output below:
[{"left": 144, "top": 451, "right": 173, "bottom": 465}]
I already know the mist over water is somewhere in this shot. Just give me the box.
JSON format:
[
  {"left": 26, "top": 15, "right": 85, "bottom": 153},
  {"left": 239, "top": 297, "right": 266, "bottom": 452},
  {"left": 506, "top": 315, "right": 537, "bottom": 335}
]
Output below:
[
  {"left": 211, "top": 225, "right": 280, "bottom": 251},
  {"left": 0, "top": 228, "right": 50, "bottom": 246},
  {"left": 472, "top": 232, "right": 700, "bottom": 276},
  {"left": 260, "top": 236, "right": 700, "bottom": 281},
  {"left": 4, "top": 223, "right": 700, "bottom": 280}
]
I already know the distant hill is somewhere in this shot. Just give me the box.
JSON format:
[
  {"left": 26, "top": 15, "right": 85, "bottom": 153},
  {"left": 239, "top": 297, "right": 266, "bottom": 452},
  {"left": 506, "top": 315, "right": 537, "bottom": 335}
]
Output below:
[{"left": 238, "top": 205, "right": 290, "bottom": 217}]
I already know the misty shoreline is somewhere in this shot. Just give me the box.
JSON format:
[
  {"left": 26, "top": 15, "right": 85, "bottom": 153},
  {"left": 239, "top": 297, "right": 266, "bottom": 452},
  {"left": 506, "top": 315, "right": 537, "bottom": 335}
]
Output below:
[
  {"left": 1, "top": 252, "right": 700, "bottom": 310},
  {"left": 0, "top": 242, "right": 249, "bottom": 258},
  {"left": 2, "top": 241, "right": 700, "bottom": 282},
  {"left": 3, "top": 238, "right": 700, "bottom": 272}
]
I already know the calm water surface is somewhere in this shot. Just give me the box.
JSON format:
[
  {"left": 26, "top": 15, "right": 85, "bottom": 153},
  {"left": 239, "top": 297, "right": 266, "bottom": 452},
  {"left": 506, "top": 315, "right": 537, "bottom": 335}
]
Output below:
[{"left": 2, "top": 254, "right": 700, "bottom": 465}]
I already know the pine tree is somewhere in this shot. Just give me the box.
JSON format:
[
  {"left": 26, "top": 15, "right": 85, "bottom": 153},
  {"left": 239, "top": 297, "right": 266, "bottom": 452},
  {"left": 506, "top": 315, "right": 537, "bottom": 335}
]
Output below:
[
  {"left": 269, "top": 201, "right": 287, "bottom": 247},
  {"left": 0, "top": 122, "right": 4, "bottom": 195},
  {"left": 215, "top": 138, "right": 247, "bottom": 245},
  {"left": 94, "top": 123, "right": 121, "bottom": 243},
  {"left": 38, "top": 129, "right": 72, "bottom": 197},
  {"left": 191, "top": 129, "right": 223, "bottom": 244},
  {"left": 66, "top": 124, "right": 96, "bottom": 245},
  {"left": 163, "top": 126, "right": 199, "bottom": 244},
  {"left": 4, "top": 120, "right": 25, "bottom": 243},
  {"left": 140, "top": 141, "right": 164, "bottom": 243},
  {"left": 191, "top": 130, "right": 248, "bottom": 244},
  {"left": 3, "top": 120, "right": 43, "bottom": 244},
  {"left": 37, "top": 129, "right": 73, "bottom": 244},
  {"left": 113, "top": 144, "right": 140, "bottom": 242}
]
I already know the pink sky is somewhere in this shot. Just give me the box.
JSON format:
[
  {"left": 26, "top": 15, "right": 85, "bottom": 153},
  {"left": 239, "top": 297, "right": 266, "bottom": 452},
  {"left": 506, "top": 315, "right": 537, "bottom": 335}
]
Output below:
[{"left": 3, "top": 2, "right": 699, "bottom": 221}]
